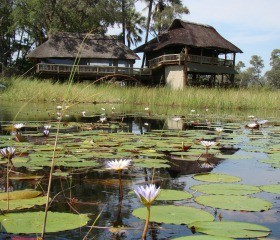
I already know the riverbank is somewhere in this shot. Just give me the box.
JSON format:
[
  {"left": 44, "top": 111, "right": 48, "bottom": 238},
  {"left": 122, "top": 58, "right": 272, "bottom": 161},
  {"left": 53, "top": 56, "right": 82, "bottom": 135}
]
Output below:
[{"left": 0, "top": 77, "right": 279, "bottom": 110}]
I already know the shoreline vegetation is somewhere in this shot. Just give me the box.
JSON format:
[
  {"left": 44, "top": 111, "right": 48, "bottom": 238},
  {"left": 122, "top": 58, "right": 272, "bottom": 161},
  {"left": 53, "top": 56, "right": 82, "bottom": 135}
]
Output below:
[{"left": 0, "top": 77, "right": 279, "bottom": 110}]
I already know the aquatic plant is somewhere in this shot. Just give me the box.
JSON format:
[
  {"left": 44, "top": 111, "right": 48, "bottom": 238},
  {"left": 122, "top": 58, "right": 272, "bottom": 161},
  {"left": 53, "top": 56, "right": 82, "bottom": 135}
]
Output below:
[
  {"left": 134, "top": 184, "right": 160, "bottom": 239},
  {"left": 200, "top": 140, "right": 216, "bottom": 154}
]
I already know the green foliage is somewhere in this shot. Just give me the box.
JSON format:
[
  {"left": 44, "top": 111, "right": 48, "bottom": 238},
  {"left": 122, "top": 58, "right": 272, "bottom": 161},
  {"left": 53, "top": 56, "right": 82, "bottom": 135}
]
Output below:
[
  {"left": 195, "top": 195, "right": 272, "bottom": 212},
  {"left": 266, "top": 49, "right": 280, "bottom": 88},
  {"left": 0, "top": 211, "right": 90, "bottom": 233},
  {"left": 189, "top": 221, "right": 271, "bottom": 239},
  {"left": 1, "top": 77, "right": 280, "bottom": 109},
  {"left": 132, "top": 205, "right": 214, "bottom": 225}
]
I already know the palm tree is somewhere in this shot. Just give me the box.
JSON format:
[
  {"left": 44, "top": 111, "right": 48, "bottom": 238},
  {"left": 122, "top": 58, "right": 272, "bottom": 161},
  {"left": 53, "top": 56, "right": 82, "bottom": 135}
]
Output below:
[{"left": 125, "top": 8, "right": 145, "bottom": 48}]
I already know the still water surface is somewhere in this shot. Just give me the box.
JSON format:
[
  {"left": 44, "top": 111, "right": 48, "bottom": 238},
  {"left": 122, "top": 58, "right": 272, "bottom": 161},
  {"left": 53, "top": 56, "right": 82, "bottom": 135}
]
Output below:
[{"left": 0, "top": 102, "right": 279, "bottom": 239}]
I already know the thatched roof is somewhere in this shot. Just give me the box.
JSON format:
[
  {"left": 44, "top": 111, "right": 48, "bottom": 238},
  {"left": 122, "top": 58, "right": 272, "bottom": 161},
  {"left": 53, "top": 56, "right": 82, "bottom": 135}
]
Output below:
[
  {"left": 134, "top": 19, "right": 242, "bottom": 54},
  {"left": 27, "top": 33, "right": 140, "bottom": 60}
]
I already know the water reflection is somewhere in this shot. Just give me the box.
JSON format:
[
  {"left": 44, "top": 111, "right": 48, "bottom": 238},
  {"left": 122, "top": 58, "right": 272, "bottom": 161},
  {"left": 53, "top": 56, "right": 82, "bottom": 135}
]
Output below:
[{"left": 0, "top": 104, "right": 280, "bottom": 239}]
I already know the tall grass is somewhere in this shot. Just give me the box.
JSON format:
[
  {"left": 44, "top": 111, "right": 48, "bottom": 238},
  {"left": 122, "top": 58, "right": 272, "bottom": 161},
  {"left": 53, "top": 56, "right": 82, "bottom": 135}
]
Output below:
[{"left": 1, "top": 77, "right": 279, "bottom": 109}]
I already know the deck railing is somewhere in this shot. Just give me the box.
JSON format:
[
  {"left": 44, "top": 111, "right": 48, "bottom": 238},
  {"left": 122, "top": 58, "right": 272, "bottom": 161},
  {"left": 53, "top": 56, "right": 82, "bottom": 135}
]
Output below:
[
  {"left": 148, "top": 54, "right": 234, "bottom": 68},
  {"left": 36, "top": 63, "right": 152, "bottom": 76}
]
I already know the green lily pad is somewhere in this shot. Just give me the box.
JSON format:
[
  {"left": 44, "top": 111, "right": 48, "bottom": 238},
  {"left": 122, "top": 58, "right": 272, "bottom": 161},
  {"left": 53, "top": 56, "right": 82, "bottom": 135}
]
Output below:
[
  {"left": 191, "top": 184, "right": 261, "bottom": 195},
  {"left": 156, "top": 189, "right": 192, "bottom": 201},
  {"left": 189, "top": 221, "right": 271, "bottom": 238},
  {"left": 0, "top": 196, "right": 48, "bottom": 211},
  {"left": 172, "top": 235, "right": 233, "bottom": 240},
  {"left": 0, "top": 190, "right": 41, "bottom": 200},
  {"left": 0, "top": 211, "right": 90, "bottom": 233},
  {"left": 193, "top": 173, "right": 241, "bottom": 183},
  {"left": 132, "top": 205, "right": 214, "bottom": 225},
  {"left": 195, "top": 195, "right": 272, "bottom": 211},
  {"left": 260, "top": 184, "right": 280, "bottom": 194}
]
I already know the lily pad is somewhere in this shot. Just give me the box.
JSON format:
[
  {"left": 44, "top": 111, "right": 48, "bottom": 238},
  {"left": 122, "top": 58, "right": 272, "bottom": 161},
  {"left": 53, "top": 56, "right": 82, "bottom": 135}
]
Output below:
[
  {"left": 156, "top": 189, "right": 192, "bottom": 201},
  {"left": 0, "top": 196, "right": 48, "bottom": 211},
  {"left": 195, "top": 195, "right": 272, "bottom": 212},
  {"left": 260, "top": 184, "right": 280, "bottom": 194},
  {"left": 191, "top": 184, "right": 261, "bottom": 195},
  {"left": 0, "top": 190, "right": 41, "bottom": 200},
  {"left": 132, "top": 205, "right": 214, "bottom": 225},
  {"left": 0, "top": 211, "right": 90, "bottom": 233},
  {"left": 193, "top": 173, "right": 241, "bottom": 183},
  {"left": 172, "top": 235, "right": 233, "bottom": 240},
  {"left": 189, "top": 221, "right": 271, "bottom": 238}
]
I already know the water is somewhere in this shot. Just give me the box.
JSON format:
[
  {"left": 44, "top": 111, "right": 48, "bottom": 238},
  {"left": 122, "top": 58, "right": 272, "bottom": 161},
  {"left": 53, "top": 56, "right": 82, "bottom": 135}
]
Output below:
[{"left": 0, "top": 102, "right": 279, "bottom": 239}]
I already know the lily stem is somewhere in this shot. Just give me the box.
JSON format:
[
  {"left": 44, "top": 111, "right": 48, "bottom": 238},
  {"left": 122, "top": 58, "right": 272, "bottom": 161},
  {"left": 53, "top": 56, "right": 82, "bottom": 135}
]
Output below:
[
  {"left": 118, "top": 170, "right": 123, "bottom": 200},
  {"left": 142, "top": 205, "right": 150, "bottom": 239}
]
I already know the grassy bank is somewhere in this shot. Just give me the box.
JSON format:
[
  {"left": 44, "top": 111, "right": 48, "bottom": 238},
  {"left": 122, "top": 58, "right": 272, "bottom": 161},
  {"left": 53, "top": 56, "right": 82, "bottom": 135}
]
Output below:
[{"left": 0, "top": 77, "right": 279, "bottom": 110}]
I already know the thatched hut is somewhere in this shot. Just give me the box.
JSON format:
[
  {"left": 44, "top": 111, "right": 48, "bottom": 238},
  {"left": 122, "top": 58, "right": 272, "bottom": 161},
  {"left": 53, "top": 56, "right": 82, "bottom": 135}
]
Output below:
[
  {"left": 27, "top": 33, "right": 146, "bottom": 80},
  {"left": 134, "top": 19, "right": 242, "bottom": 88}
]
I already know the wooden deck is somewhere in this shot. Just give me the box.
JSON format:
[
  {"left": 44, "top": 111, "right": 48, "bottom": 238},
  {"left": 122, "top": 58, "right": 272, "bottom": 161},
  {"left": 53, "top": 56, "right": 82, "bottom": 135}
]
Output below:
[
  {"left": 36, "top": 63, "right": 152, "bottom": 77},
  {"left": 148, "top": 54, "right": 234, "bottom": 69}
]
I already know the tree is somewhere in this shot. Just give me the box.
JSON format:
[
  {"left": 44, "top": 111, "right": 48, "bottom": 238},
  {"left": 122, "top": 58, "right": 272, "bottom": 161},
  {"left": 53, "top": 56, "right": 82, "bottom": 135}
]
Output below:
[
  {"left": 125, "top": 8, "right": 145, "bottom": 48},
  {"left": 266, "top": 49, "right": 280, "bottom": 88},
  {"left": 248, "top": 55, "right": 265, "bottom": 86},
  {"left": 140, "top": 0, "right": 189, "bottom": 67},
  {"left": 151, "top": 0, "right": 189, "bottom": 35}
]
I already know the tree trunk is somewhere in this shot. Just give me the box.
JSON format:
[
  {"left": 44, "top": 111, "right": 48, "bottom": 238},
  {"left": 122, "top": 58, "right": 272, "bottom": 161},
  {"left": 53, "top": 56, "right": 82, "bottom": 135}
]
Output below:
[{"left": 141, "top": 0, "right": 153, "bottom": 68}]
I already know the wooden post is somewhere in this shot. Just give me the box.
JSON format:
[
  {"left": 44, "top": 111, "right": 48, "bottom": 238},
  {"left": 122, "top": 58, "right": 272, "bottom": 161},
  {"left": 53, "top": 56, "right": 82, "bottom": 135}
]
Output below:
[{"left": 183, "top": 47, "right": 189, "bottom": 86}]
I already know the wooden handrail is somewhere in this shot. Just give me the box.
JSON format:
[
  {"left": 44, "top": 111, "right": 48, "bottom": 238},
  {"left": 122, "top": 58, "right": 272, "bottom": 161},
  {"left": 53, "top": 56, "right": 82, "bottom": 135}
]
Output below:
[
  {"left": 148, "top": 54, "right": 234, "bottom": 68},
  {"left": 37, "top": 63, "right": 152, "bottom": 76}
]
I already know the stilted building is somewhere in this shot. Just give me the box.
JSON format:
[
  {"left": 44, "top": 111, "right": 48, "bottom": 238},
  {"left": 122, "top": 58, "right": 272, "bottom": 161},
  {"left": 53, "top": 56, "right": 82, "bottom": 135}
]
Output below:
[{"left": 134, "top": 19, "right": 243, "bottom": 89}]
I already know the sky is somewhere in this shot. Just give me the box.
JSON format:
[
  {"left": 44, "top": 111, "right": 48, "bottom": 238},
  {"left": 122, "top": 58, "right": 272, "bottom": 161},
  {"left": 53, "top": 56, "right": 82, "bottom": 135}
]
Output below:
[{"left": 129, "top": 0, "right": 280, "bottom": 72}]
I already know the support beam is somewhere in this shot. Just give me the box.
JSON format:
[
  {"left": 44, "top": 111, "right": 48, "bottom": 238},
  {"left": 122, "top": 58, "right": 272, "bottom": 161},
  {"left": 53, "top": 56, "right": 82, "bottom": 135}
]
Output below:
[{"left": 183, "top": 47, "right": 189, "bottom": 86}]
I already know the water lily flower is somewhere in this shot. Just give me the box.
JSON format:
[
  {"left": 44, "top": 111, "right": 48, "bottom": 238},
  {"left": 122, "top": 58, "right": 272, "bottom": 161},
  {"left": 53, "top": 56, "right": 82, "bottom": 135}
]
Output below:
[
  {"left": 1, "top": 147, "right": 15, "bottom": 166},
  {"left": 14, "top": 123, "right": 24, "bottom": 130},
  {"left": 215, "top": 127, "right": 223, "bottom": 133},
  {"left": 0, "top": 147, "right": 15, "bottom": 159},
  {"left": 100, "top": 116, "right": 107, "bottom": 123},
  {"left": 44, "top": 125, "right": 51, "bottom": 130},
  {"left": 200, "top": 141, "right": 216, "bottom": 154},
  {"left": 134, "top": 184, "right": 160, "bottom": 207},
  {"left": 134, "top": 184, "right": 161, "bottom": 239},
  {"left": 200, "top": 141, "right": 216, "bottom": 148},
  {"left": 106, "top": 159, "right": 131, "bottom": 172}
]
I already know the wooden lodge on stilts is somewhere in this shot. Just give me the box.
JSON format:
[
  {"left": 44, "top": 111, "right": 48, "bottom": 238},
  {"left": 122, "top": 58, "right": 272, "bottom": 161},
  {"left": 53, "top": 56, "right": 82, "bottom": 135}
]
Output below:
[{"left": 134, "top": 19, "right": 243, "bottom": 89}]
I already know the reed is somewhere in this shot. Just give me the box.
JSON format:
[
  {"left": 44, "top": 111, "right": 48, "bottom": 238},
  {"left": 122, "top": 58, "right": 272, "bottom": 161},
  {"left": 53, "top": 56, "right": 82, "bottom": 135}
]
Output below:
[{"left": 1, "top": 77, "right": 279, "bottom": 109}]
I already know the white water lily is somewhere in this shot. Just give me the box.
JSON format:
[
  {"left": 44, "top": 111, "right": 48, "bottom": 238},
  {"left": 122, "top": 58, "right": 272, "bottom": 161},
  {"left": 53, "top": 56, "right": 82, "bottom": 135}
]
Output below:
[
  {"left": 247, "top": 123, "right": 258, "bottom": 129},
  {"left": 134, "top": 184, "right": 160, "bottom": 207},
  {"left": 0, "top": 147, "right": 15, "bottom": 158},
  {"left": 44, "top": 125, "right": 51, "bottom": 130},
  {"left": 200, "top": 141, "right": 216, "bottom": 148},
  {"left": 106, "top": 159, "right": 131, "bottom": 171},
  {"left": 215, "top": 127, "right": 223, "bottom": 133},
  {"left": 100, "top": 116, "right": 107, "bottom": 123},
  {"left": 1, "top": 147, "right": 16, "bottom": 162},
  {"left": 14, "top": 123, "right": 24, "bottom": 130}
]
